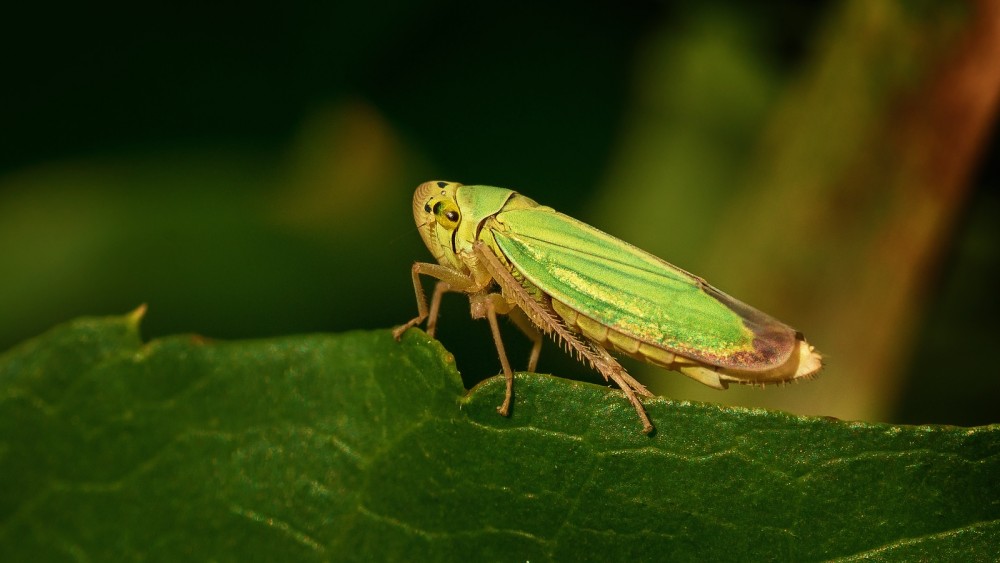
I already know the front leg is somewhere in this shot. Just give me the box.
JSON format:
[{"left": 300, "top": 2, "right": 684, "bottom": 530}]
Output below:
[
  {"left": 425, "top": 281, "right": 450, "bottom": 338},
  {"left": 393, "top": 261, "right": 489, "bottom": 340}
]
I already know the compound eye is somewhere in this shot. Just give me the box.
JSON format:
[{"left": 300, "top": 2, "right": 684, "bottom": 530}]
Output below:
[{"left": 432, "top": 201, "right": 461, "bottom": 230}]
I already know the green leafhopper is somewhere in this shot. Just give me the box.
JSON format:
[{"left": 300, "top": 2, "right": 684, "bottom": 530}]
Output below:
[{"left": 395, "top": 181, "right": 822, "bottom": 434}]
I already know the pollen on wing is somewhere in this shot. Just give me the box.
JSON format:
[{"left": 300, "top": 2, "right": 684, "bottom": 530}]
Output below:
[{"left": 549, "top": 266, "right": 650, "bottom": 319}]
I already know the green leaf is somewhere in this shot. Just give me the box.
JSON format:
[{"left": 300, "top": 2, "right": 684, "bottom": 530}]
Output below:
[{"left": 1, "top": 312, "right": 998, "bottom": 561}]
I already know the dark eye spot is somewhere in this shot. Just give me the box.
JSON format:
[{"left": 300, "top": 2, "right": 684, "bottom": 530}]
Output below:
[
  {"left": 437, "top": 181, "right": 447, "bottom": 188},
  {"left": 445, "top": 210, "right": 459, "bottom": 222},
  {"left": 432, "top": 202, "right": 443, "bottom": 214}
]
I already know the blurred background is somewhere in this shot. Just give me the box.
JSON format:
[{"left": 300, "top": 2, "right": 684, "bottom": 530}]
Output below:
[{"left": 2, "top": 1, "right": 998, "bottom": 426}]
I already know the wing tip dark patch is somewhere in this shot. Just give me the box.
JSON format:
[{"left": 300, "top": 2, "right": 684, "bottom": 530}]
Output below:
[{"left": 700, "top": 284, "right": 799, "bottom": 369}]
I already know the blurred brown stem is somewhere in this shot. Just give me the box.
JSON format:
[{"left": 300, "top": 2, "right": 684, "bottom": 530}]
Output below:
[{"left": 708, "top": 0, "right": 1000, "bottom": 420}]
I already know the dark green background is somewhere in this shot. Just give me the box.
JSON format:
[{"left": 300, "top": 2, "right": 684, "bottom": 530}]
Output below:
[{"left": 1, "top": 0, "right": 997, "bottom": 426}]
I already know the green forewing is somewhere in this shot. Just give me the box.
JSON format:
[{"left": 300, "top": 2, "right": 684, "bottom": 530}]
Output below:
[{"left": 491, "top": 207, "right": 796, "bottom": 369}]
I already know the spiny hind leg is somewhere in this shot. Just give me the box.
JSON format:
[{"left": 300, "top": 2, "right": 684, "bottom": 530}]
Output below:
[{"left": 590, "top": 344, "right": 655, "bottom": 434}]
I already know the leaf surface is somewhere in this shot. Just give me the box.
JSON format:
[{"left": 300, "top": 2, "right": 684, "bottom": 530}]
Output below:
[{"left": 1, "top": 312, "right": 997, "bottom": 561}]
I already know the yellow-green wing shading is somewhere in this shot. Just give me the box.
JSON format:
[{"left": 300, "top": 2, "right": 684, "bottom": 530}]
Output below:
[{"left": 491, "top": 208, "right": 797, "bottom": 370}]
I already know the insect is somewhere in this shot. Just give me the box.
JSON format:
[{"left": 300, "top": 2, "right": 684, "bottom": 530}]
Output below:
[{"left": 394, "top": 181, "right": 822, "bottom": 433}]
